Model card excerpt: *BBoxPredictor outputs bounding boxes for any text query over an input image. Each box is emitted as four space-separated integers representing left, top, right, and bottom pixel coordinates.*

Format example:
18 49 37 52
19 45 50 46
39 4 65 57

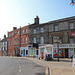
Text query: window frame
54 25 58 31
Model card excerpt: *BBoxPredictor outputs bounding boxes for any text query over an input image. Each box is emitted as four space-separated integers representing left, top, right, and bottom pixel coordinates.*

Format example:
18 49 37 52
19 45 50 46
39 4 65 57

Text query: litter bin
45 54 53 61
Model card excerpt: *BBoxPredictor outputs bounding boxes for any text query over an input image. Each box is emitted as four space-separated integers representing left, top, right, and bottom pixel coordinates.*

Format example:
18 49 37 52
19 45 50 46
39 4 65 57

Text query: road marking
45 67 49 75
19 69 21 72
19 65 21 68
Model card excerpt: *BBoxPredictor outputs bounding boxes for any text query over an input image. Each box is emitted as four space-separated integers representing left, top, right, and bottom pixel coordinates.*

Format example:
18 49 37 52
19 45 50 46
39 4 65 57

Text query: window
33 37 36 43
22 38 23 44
11 49 12 54
11 41 12 45
70 39 74 43
14 38 18 45
41 36 44 44
25 38 27 44
8 50 10 54
22 29 24 34
53 36 58 42
9 34 10 37
11 33 12 37
54 26 58 31
25 29 27 33
8 41 10 46
33 29 36 34
14 32 16 34
41 28 44 33
69 23 74 29
17 31 19 34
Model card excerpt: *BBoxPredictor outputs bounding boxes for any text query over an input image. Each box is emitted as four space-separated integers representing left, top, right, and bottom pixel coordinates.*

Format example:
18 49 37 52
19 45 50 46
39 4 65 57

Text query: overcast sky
0 0 75 39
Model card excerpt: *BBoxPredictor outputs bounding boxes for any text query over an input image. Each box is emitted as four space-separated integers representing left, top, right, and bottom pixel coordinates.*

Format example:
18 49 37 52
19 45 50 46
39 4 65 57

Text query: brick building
7 26 29 56
29 16 75 58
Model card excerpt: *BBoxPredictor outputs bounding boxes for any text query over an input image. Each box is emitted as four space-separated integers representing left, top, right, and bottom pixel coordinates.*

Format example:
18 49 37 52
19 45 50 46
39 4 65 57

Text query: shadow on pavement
35 73 45 75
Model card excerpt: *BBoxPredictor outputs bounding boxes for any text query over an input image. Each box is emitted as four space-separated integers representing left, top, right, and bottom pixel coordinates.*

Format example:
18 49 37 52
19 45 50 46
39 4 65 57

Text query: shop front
53 44 75 58
20 47 28 57
28 45 37 57
39 44 53 59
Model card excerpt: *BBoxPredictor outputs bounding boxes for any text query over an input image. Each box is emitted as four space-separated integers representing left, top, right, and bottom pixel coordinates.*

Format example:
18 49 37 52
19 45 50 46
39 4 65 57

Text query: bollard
45 67 50 75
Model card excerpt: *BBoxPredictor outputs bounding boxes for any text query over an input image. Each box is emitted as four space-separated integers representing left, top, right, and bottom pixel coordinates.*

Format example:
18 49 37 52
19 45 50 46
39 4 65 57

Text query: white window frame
41 28 44 33
25 29 27 33
22 38 23 44
22 29 24 34
33 37 36 43
11 49 12 54
33 29 36 34
41 36 44 44
54 26 58 31
25 38 27 44
9 41 10 46
11 41 12 45
69 23 74 29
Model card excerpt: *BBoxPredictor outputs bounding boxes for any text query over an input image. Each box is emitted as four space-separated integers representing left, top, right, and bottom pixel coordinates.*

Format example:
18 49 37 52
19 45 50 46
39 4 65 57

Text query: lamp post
54 37 61 62
70 0 75 5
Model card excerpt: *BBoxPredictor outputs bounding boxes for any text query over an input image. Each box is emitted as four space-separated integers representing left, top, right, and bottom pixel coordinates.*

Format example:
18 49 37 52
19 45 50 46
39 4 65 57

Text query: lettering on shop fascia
53 44 75 48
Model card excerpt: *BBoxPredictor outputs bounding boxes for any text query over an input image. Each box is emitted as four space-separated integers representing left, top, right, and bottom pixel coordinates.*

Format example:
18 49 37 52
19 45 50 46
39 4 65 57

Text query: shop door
23 49 25 57
65 49 68 58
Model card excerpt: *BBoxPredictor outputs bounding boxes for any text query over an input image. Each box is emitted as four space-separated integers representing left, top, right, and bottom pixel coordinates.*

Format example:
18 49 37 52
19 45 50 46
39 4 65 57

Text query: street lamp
54 37 61 62
70 0 75 5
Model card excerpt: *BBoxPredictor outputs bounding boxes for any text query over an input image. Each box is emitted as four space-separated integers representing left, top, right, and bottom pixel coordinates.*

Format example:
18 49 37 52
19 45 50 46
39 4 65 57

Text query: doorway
65 49 68 58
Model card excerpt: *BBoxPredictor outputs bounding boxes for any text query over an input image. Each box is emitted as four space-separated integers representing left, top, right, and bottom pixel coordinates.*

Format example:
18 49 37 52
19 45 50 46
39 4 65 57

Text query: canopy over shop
39 44 53 59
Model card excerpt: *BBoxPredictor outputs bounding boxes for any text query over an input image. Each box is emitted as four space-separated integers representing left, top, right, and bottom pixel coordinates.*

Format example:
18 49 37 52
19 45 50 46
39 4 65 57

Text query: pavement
25 57 75 75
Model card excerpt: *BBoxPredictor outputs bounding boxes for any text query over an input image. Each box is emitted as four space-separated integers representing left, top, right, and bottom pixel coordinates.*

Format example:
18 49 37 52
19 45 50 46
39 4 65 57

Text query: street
0 57 45 75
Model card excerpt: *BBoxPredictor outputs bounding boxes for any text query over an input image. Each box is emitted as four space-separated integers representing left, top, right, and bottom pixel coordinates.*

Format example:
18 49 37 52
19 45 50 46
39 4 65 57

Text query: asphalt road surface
0 57 45 75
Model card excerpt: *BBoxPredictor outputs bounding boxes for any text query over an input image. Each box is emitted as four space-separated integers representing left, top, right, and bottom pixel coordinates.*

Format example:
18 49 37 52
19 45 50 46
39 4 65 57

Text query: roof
0 37 7 42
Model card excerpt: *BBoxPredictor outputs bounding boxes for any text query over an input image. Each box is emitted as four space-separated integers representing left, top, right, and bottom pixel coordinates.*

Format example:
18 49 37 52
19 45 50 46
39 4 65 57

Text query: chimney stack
13 27 17 30
34 16 39 24
4 35 6 38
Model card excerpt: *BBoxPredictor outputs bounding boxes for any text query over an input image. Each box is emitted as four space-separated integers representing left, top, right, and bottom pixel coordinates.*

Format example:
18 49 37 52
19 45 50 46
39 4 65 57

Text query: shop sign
70 31 75 37
70 49 73 52
72 55 75 67
53 44 75 48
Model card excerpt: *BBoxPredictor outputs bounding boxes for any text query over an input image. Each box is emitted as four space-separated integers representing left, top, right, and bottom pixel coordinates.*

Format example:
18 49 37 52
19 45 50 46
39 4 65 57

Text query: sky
0 0 75 39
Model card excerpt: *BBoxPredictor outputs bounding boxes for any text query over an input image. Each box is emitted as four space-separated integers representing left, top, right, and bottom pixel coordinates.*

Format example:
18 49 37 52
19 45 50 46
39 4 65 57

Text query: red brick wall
7 26 29 56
